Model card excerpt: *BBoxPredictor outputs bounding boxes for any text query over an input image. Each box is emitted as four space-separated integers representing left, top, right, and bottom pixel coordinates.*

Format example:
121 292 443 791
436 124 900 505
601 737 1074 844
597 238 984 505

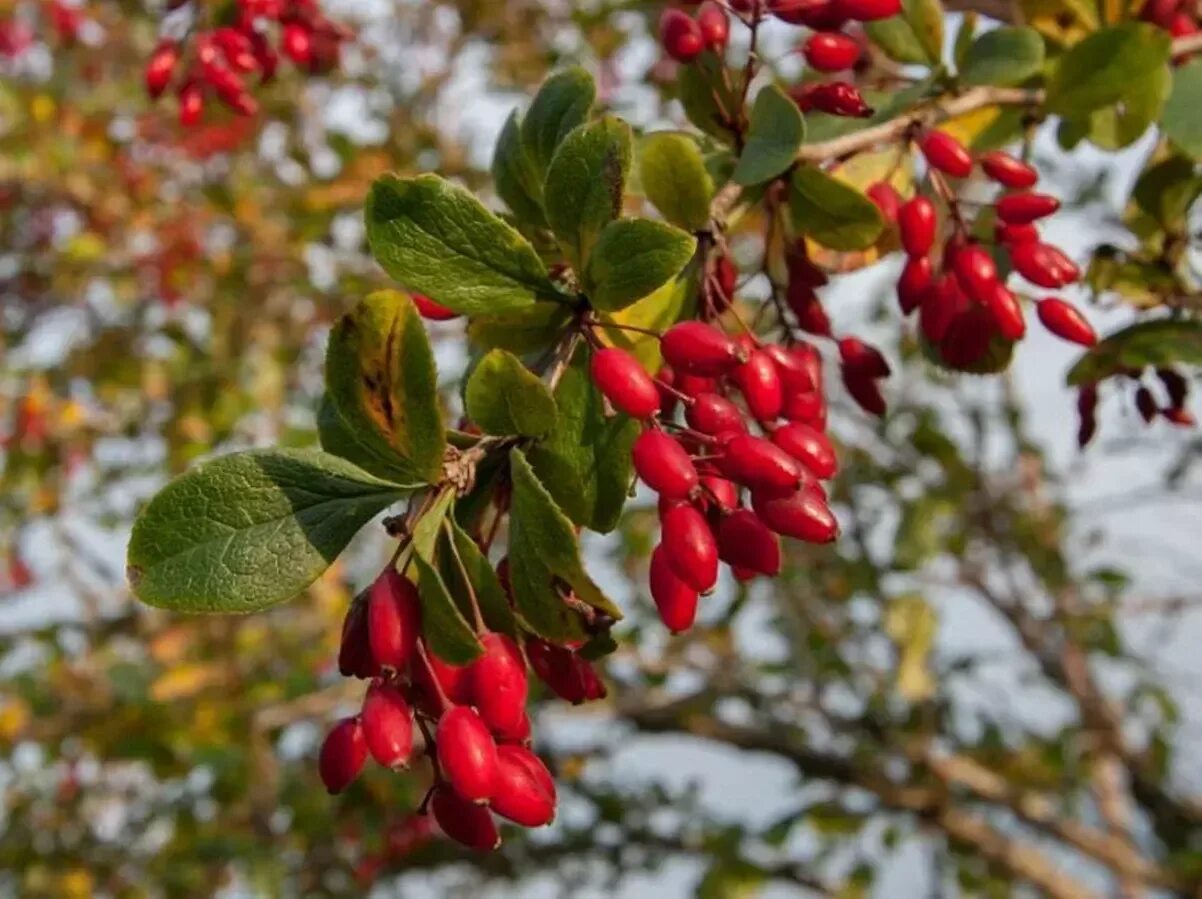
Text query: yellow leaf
885 595 938 702
600 269 697 371
150 663 226 702
938 107 1005 149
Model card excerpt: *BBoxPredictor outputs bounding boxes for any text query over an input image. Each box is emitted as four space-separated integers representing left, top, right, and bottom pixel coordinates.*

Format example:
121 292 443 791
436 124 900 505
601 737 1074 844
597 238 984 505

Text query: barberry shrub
123 0 1202 853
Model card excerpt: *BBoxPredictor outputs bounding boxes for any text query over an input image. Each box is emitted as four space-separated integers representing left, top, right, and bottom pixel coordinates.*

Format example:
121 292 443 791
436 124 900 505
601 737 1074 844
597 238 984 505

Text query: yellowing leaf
150 663 227 702
885 595 937 701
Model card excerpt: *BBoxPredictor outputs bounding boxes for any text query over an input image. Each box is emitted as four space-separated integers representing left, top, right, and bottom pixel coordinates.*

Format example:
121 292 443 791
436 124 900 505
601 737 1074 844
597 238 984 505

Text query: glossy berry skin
687 393 746 435
920 275 968 345
281 22 313 66
649 545 700 633
783 389 826 427
430 785 501 852
413 642 471 709
920 131 973 178
412 293 459 320
178 83 205 127
788 286 833 336
525 638 606 704
720 434 805 492
838 337 890 379
791 81 873 117
338 597 378 679
145 42 178 98
842 369 887 416
661 322 744 376
996 222 1039 245
867 181 902 224
772 422 838 479
985 283 1026 341
897 255 933 315
660 502 720 592
660 8 705 63
1010 242 1079 288
699 475 739 512
502 745 556 804
804 31 862 71
632 429 699 499
732 350 785 421
834 0 902 18
1036 298 1097 346
367 569 422 672
898 196 937 257
437 706 499 804
319 717 367 795
717 509 782 576
752 487 839 543
953 243 999 301
361 681 414 769
468 633 529 741
763 344 816 393
696 1 730 50
940 306 995 370
996 192 1060 224
979 151 1038 189
590 348 660 419
490 746 556 827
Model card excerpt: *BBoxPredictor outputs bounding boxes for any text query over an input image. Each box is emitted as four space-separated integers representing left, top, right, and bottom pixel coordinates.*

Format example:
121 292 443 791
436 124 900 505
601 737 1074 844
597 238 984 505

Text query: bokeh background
4 1 1202 896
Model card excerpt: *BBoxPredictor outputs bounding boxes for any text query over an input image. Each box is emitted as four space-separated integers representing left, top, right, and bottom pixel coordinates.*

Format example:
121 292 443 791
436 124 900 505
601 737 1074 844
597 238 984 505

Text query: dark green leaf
464 349 557 437
789 167 884 251
316 393 415 484
678 54 741 143
954 12 977 71
1132 155 1202 230
638 131 714 232
366 174 561 315
521 67 596 181
960 27 1045 87
732 84 805 187
866 0 944 65
126 449 407 614
1163 59 1202 160
325 289 445 484
544 116 633 269
410 549 484 666
1045 24 1171 117
467 304 573 355
528 352 639 533
492 110 547 227
444 519 517 638
1067 319 1202 386
507 449 622 643
583 218 696 311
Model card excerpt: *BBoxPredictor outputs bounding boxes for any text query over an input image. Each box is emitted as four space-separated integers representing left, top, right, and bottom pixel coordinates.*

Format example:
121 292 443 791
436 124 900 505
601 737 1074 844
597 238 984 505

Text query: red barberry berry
649 543 700 632
361 681 415 769
490 746 556 827
687 393 747 435
1010 243 1079 288
661 322 745 376
591 348 661 419
804 31 862 71
732 349 785 421
413 293 459 320
660 8 705 62
717 509 782 576
920 130 973 178
696 1 730 50
430 785 501 852
771 422 838 479
660 502 720 592
632 429 700 498
752 486 839 542
720 434 805 491
1036 298 1096 346
996 192 1060 224
468 633 529 741
898 196 937 257
437 706 499 804
979 151 1038 189
145 41 179 98
319 716 368 794
367 569 422 672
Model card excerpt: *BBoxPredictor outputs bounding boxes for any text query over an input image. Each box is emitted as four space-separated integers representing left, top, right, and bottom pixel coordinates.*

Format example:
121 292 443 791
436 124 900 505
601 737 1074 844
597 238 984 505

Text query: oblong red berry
413 293 459 320
367 569 422 672
1010 242 1079 288
491 746 556 827
867 180 902 224
700 474 739 512
835 0 902 19
782 389 826 427
696 1 730 49
996 192 1060 224
838 337 890 379
590 347 660 420
437 706 499 804
661 322 744 376
501 744 556 805
842 369 887 416
659 8 705 63
430 785 501 852
996 221 1039 245
1136 386 1157 422
979 151 1038 189
319 717 367 795
686 393 746 435
468 633 529 741
660 502 720 592
897 255 932 315
649 544 699 633
720 433 804 491
788 286 833 336
362 681 414 769
716 509 781 576
732 349 785 421
984 283 1026 341
940 306 995 369
413 643 472 710
763 343 817 394
752 487 839 543
953 243 999 301
632 429 700 498
338 596 378 679
898 196 937 257
920 131 973 178
145 41 178 98
1036 298 1096 346
772 422 838 479
804 31 861 71
920 274 968 344
525 638 606 704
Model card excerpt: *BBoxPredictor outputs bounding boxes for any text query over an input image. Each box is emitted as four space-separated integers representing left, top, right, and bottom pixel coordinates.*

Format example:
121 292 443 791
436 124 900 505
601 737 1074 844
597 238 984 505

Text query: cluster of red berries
1140 0 1199 43
318 566 605 852
143 0 349 125
861 130 1097 372
1077 366 1194 447
589 320 840 632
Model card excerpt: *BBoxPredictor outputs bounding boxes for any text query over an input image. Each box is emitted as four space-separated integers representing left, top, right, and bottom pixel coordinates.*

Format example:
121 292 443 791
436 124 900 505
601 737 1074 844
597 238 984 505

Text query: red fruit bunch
142 0 351 126
1075 366 1195 449
1139 0 1199 51
590 314 843 632
319 564 601 852
880 130 1092 373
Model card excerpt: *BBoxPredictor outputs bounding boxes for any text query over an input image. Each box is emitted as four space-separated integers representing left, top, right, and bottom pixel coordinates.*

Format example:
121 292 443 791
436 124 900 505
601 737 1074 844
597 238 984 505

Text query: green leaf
467 304 573 355
126 449 407 614
1079 63 1170 150
444 519 517 638
521 67 596 181
316 393 417 484
325 290 445 484
1163 59 1202 160
598 268 696 370
789 167 884 251
638 132 714 232
508 449 622 643
960 26 1045 87
1067 319 1202 386
544 116 633 270
411 549 484 666
865 0 945 65
1132 155 1202 230
492 110 547 227
527 353 639 533
678 54 741 143
365 174 561 315
732 84 805 187
954 12 977 71
583 218 697 312
464 349 558 437
1045 24 1171 117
